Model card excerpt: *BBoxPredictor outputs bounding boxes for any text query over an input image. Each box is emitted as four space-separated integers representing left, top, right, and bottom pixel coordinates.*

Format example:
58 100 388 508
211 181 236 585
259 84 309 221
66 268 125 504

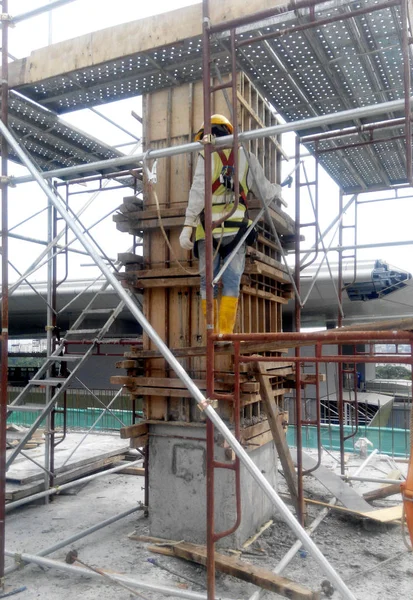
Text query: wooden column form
113 73 295 438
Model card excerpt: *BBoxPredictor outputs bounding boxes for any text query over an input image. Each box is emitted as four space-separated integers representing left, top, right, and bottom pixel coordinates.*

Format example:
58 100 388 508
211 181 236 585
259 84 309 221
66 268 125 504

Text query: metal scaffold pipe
0 120 357 600
12 0 78 24
4 552 230 600
12 97 413 185
5 506 144 576
5 459 142 512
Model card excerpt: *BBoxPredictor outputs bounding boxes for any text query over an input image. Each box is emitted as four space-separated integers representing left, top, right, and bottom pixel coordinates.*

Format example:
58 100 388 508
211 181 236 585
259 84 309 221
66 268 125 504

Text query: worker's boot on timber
201 298 218 332
218 296 238 335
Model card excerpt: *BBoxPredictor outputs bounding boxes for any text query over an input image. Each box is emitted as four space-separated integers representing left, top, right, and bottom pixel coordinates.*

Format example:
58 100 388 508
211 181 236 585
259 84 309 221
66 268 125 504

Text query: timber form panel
112 73 294 445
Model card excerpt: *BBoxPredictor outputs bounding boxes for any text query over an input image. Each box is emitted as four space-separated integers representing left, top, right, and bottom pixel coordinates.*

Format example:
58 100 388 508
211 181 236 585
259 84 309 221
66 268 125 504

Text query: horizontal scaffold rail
12 97 413 184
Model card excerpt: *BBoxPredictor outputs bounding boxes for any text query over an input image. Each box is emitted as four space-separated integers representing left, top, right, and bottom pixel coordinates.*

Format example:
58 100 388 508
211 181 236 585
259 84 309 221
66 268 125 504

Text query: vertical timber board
141 74 287 424
255 362 299 514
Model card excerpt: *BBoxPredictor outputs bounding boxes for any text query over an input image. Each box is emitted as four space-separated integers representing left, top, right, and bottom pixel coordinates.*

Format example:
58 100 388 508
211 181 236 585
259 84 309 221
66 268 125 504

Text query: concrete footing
148 423 278 548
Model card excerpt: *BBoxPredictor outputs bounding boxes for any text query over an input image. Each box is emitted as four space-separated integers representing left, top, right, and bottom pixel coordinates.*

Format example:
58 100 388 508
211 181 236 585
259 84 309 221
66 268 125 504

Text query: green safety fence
7 406 140 431
287 423 411 457
7 387 142 431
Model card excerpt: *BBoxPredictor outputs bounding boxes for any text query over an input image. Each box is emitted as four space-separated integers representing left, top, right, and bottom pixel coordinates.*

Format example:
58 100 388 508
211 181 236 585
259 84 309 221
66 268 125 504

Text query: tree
375 365 411 380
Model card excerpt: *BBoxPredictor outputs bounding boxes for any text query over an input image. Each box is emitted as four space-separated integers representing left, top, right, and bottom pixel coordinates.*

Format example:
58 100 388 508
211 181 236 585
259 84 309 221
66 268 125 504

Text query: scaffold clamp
201 134 216 145
0 13 14 25
0 175 16 187
198 398 218 411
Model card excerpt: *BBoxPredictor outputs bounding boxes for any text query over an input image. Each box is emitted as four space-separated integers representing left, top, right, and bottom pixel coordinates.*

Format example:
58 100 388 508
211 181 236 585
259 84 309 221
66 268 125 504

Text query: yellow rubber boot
218 296 239 334
201 298 219 332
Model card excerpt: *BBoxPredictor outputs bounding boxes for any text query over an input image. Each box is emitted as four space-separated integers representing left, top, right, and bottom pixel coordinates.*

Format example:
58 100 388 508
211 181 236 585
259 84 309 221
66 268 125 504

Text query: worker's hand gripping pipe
0 119 358 600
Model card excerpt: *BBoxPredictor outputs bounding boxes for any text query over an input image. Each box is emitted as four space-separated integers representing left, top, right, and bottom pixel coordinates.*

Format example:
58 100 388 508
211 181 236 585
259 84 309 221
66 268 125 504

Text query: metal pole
248 499 337 600
5 459 142 512
0 118 357 600
5 506 144 575
401 0 413 185
44 193 54 501
299 239 413 253
0 0 9 588
12 97 413 185
352 448 379 477
8 141 141 298
202 2 216 597
299 194 357 265
294 136 305 524
5 552 234 600
341 474 404 484
338 190 345 475
12 0 77 23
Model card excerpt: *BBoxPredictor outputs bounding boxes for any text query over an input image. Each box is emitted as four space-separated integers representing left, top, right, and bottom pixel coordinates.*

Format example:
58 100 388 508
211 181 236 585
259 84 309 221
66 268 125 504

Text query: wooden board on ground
293 450 403 522
6 433 130 484
149 541 320 600
6 455 125 502
291 449 373 513
304 498 403 523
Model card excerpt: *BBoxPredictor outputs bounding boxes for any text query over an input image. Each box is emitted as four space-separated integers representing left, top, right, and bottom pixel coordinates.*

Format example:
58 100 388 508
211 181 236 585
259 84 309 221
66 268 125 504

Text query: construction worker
179 114 282 334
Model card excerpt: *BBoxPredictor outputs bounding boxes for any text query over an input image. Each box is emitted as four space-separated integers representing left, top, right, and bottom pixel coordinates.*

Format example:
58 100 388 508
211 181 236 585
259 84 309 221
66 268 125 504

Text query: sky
5 0 413 289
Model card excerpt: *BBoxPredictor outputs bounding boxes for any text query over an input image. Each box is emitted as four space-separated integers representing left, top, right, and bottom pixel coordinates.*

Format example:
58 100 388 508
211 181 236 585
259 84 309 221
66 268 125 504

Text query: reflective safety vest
195 148 250 242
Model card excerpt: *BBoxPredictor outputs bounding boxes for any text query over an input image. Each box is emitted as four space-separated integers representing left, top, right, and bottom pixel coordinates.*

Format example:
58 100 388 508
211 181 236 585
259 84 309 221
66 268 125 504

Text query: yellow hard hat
194 114 233 142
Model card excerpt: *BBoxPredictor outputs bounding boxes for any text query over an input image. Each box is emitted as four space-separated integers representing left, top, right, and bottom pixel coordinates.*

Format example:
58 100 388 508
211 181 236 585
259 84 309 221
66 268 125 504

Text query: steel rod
236 0 399 48
341 475 404 485
12 0 77 23
202 2 216 596
8 140 141 298
248 498 337 600
5 506 144 576
12 97 413 185
5 459 142 512
4 552 227 600
0 107 357 600
352 449 379 477
401 0 413 184
0 0 9 586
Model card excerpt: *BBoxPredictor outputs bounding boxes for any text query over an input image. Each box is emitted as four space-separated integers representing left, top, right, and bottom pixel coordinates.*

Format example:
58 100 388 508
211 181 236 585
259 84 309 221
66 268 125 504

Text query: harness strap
212 219 249 259
211 149 247 203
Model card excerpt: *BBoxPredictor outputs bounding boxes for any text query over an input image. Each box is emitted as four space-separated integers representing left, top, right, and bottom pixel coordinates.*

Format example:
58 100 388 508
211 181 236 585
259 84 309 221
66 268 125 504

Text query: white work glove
179 226 194 250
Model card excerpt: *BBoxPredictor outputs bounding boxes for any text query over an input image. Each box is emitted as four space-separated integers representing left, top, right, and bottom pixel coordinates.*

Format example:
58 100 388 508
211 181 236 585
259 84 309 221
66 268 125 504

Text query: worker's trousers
197 236 246 300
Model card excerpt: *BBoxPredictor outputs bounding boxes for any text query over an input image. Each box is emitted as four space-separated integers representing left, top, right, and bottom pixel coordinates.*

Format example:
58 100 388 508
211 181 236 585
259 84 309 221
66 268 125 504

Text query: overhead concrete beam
7 0 284 88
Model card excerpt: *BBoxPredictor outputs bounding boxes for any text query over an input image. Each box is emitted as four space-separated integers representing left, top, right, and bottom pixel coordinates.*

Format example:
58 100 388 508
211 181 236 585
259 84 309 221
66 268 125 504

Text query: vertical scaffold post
202 2 216 599
294 136 305 525
0 0 9 588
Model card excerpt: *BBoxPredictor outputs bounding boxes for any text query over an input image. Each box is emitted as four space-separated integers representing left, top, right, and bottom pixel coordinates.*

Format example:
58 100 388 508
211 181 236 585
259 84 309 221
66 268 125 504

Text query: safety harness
195 149 256 258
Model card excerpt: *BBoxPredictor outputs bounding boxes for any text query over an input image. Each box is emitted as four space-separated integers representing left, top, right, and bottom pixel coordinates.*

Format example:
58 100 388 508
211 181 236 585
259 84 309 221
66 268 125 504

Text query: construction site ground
3 436 412 600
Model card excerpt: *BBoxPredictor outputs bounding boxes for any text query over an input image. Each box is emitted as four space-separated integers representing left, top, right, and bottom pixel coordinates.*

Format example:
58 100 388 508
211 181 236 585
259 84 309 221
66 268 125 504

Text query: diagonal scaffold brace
0 119 358 600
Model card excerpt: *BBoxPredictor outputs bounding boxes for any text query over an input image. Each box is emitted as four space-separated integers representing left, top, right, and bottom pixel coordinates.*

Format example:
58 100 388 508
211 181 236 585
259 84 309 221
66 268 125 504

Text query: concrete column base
148 423 278 548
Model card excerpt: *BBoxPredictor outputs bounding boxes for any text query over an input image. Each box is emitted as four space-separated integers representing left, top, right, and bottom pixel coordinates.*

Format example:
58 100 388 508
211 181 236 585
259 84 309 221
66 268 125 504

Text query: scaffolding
1 1 413 599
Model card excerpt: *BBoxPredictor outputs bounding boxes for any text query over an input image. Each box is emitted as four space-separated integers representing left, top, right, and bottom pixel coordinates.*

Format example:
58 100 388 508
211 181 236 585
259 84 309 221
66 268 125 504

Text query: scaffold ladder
6 283 137 469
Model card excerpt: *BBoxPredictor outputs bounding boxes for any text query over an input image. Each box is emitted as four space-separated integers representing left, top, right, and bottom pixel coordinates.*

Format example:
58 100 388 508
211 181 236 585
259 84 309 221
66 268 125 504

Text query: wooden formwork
112 73 295 445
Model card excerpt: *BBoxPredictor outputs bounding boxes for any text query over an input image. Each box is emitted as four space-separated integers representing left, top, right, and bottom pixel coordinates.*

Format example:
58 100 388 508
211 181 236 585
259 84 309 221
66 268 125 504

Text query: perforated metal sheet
12 0 410 191
6 92 126 178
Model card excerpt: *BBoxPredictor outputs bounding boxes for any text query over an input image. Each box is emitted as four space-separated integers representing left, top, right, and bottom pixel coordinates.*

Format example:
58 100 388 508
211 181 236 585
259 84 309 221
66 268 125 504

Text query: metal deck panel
5 92 133 179
10 1 411 190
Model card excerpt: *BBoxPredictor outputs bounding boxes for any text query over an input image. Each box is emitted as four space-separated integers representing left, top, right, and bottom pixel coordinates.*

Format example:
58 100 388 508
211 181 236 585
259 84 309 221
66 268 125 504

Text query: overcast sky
6 0 413 287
